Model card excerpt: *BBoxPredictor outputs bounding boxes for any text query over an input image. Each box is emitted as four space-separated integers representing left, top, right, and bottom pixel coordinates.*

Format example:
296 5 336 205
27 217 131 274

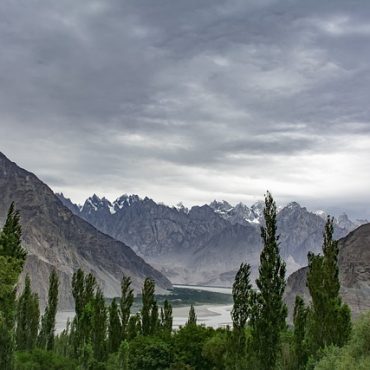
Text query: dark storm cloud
1 0 370 217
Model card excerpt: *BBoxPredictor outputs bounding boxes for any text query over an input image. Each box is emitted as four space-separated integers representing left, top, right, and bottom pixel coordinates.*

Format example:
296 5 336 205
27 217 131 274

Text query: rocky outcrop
0 152 172 309
284 223 370 322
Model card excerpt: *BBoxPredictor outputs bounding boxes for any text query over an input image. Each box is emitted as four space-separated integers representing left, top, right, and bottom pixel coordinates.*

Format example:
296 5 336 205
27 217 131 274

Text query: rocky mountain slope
0 152 172 309
58 193 362 286
284 223 370 321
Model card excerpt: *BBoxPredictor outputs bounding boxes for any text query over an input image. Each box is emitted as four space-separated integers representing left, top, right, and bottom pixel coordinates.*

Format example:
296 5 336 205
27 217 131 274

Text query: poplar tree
293 296 308 369
120 275 134 340
15 274 40 351
0 202 27 370
141 278 155 336
186 304 197 326
161 299 173 335
150 301 159 335
71 269 97 357
91 288 107 362
38 268 59 350
108 298 122 353
231 262 252 352
305 217 351 357
250 191 287 370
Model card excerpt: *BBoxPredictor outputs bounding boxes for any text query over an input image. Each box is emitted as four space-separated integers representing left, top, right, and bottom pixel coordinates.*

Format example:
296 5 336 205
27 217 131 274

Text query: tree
117 340 129 370
108 298 121 353
0 202 27 370
231 262 252 354
186 304 197 326
91 288 107 362
161 299 173 335
293 296 308 369
250 191 287 370
70 269 97 358
38 269 59 350
120 275 134 340
0 202 27 261
305 216 351 359
141 278 155 336
129 335 173 370
15 274 40 351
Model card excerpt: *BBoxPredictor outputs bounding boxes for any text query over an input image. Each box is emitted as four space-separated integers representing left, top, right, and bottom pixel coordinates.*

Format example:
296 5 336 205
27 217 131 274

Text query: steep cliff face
58 192 355 287
0 152 172 309
284 223 370 322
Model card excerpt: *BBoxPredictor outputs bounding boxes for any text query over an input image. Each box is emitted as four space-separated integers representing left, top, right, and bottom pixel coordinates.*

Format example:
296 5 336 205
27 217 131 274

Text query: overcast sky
1 0 370 218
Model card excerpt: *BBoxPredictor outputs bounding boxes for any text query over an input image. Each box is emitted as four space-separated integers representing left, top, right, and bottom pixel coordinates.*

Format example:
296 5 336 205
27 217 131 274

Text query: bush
129 335 173 370
15 349 77 370
315 311 370 370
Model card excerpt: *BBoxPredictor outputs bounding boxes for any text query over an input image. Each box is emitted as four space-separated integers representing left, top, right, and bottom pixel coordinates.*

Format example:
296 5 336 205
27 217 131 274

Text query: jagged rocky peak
314 209 328 220
82 194 113 214
113 194 141 210
209 200 233 214
174 202 189 213
189 204 217 219
250 200 264 214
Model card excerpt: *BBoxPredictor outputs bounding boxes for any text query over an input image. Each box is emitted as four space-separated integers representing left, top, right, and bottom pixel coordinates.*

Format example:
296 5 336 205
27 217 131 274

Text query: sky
1 0 370 218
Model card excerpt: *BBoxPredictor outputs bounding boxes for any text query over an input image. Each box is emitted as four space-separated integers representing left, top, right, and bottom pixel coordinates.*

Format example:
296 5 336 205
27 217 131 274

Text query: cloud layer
1 0 370 217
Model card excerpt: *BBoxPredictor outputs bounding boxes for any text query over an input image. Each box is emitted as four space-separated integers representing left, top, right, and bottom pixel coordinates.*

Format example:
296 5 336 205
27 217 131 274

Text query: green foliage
173 324 214 370
202 330 228 369
231 262 252 356
161 299 173 336
91 288 108 361
0 202 27 261
14 349 77 370
38 269 59 351
70 270 98 358
108 298 121 353
0 203 27 370
250 191 287 370
186 304 197 326
118 340 129 370
306 217 352 361
16 275 40 351
314 311 370 369
127 313 141 340
293 296 308 369
120 275 134 341
129 335 173 370
141 278 156 336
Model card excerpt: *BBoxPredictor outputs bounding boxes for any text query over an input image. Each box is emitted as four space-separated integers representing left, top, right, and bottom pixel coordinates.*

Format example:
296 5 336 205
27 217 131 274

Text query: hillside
0 152 172 309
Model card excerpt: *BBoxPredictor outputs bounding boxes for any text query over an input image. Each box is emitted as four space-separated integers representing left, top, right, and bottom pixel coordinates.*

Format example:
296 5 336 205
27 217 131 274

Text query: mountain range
57 193 367 286
0 152 172 309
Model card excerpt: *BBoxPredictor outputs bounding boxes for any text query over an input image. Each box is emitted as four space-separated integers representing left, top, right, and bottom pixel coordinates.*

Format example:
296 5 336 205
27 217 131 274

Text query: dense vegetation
0 193 360 369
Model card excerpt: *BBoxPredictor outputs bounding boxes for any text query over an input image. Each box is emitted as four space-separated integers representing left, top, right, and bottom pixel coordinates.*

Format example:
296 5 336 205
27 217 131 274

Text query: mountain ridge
0 152 172 309
58 192 364 286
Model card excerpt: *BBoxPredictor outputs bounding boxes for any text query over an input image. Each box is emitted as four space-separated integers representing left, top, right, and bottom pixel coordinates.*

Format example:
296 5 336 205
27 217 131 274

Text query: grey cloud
1 0 370 218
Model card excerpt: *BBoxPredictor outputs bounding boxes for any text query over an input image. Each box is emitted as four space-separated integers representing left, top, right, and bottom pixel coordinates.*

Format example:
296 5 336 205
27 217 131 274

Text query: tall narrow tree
91 288 107 362
120 275 134 340
0 203 27 370
141 278 155 336
38 269 59 350
305 217 351 357
293 296 308 369
15 274 40 351
250 191 287 370
186 304 197 326
232 262 252 352
161 299 173 335
108 298 122 353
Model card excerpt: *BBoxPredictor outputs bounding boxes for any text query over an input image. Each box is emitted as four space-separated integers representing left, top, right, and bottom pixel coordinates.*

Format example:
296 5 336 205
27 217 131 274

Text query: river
55 284 233 334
